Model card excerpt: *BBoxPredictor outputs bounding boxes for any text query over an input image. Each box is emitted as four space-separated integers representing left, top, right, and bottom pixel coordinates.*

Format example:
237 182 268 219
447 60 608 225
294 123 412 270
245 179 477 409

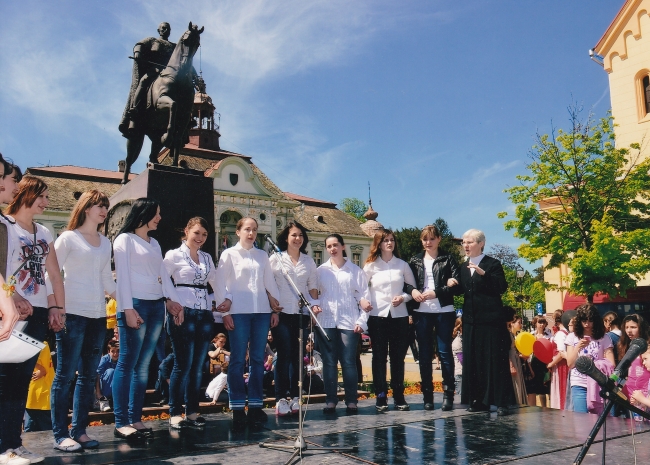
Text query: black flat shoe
467 403 490 413
424 402 435 411
394 402 410 411
322 406 336 414
114 428 145 441
346 406 358 415
134 427 153 438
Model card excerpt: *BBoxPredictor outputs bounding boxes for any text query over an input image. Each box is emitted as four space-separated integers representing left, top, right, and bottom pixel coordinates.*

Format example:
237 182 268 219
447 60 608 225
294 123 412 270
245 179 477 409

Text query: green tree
339 197 367 222
499 106 650 302
487 243 520 270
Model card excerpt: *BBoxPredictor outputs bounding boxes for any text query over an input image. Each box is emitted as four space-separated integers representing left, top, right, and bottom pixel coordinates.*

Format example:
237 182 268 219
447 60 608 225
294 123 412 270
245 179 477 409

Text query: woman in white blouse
112 198 183 441
49 190 116 452
269 221 319 416
163 217 224 429
214 217 281 428
313 233 371 414
363 229 416 412
1 175 65 464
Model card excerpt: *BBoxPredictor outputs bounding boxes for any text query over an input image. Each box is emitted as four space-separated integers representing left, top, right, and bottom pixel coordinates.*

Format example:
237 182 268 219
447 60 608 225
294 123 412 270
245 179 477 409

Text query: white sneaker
99 397 111 412
14 446 44 463
275 398 291 416
289 397 301 414
0 450 30 465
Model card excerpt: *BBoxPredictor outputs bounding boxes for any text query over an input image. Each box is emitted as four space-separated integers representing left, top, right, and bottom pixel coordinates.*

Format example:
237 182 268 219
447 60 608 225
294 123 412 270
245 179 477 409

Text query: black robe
459 255 514 408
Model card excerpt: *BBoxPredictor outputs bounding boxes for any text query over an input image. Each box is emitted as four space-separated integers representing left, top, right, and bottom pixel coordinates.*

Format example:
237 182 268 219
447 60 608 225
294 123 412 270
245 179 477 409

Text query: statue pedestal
107 164 216 259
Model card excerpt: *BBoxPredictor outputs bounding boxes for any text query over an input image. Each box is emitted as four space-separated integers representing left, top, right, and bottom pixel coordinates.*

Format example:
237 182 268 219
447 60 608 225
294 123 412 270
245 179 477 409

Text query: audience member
507 312 527 406
96 340 119 412
547 310 569 409
24 342 54 432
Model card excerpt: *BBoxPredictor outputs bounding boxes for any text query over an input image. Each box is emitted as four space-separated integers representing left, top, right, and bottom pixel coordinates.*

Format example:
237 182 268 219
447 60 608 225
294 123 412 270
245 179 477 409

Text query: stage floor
23 394 650 464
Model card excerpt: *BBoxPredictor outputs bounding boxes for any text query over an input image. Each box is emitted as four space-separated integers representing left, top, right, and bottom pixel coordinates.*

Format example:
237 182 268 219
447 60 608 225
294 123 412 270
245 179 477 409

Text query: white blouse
54 230 116 318
269 252 318 315
113 233 180 312
363 256 415 318
163 242 229 310
317 258 370 331
6 220 54 308
215 242 280 315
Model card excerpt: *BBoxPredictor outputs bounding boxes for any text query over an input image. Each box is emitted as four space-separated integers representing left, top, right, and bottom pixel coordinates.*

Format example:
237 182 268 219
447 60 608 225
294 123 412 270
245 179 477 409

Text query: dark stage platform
22 394 650 464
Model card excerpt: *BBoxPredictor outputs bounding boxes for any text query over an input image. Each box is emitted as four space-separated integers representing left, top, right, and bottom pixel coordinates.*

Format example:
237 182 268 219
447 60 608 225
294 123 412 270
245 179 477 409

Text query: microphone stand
259 237 357 465
573 378 650 465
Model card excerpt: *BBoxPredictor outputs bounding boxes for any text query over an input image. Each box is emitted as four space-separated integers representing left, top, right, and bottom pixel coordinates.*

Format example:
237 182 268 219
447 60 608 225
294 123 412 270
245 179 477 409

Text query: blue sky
0 1 624 268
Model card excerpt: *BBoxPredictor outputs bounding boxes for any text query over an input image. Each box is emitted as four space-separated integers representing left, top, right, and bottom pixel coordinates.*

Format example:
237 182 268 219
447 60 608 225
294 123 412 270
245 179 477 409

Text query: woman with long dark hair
269 221 319 416
112 198 183 440
214 217 281 428
363 228 416 411
565 304 615 413
163 217 222 429
617 314 650 401
404 225 460 411
313 233 371 414
0 175 66 464
50 190 116 451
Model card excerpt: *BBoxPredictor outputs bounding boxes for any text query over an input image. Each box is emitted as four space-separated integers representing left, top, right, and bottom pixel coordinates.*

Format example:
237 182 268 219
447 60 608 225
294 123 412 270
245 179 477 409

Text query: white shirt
54 230 116 318
6 220 54 308
113 233 180 312
363 256 415 318
317 258 370 331
269 252 318 315
215 242 280 315
416 256 454 314
469 253 485 275
163 243 228 310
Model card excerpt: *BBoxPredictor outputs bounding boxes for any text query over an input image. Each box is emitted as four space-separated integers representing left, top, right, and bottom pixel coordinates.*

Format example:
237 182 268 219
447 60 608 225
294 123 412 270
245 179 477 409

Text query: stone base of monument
107 163 216 259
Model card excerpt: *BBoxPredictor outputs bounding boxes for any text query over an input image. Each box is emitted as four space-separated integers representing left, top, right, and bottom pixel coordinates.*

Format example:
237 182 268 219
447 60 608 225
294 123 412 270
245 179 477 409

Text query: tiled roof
285 192 337 208
26 165 135 183
296 205 366 237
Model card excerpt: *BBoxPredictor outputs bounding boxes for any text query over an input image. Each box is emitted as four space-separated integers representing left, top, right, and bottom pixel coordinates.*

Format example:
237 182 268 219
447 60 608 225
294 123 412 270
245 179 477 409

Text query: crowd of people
1 151 650 464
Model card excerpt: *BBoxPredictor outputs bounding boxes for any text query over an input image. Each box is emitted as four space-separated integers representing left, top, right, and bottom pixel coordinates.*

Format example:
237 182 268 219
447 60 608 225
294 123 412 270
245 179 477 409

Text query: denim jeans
24 409 52 432
50 314 106 443
414 311 456 399
99 368 115 398
228 313 271 410
167 308 213 416
571 385 588 413
315 328 359 406
367 315 409 399
0 307 48 453
271 313 308 400
112 299 165 427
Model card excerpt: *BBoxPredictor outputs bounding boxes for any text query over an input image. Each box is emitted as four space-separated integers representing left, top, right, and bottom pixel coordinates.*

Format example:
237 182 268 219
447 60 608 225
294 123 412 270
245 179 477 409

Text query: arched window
635 70 650 120
643 75 650 115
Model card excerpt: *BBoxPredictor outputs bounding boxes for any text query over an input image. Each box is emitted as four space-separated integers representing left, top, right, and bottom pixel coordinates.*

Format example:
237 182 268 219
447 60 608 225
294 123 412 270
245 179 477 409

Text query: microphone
612 337 648 381
575 356 627 401
265 236 281 253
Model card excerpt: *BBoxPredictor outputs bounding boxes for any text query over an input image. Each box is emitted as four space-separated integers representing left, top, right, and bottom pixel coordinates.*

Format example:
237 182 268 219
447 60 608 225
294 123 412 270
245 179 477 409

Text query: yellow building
543 0 650 313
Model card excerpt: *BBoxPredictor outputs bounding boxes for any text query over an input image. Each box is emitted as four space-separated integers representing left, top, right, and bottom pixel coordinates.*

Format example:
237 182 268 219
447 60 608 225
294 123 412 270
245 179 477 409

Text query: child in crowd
451 317 463 397
206 333 230 405
303 339 324 395
95 340 119 412
24 342 54 432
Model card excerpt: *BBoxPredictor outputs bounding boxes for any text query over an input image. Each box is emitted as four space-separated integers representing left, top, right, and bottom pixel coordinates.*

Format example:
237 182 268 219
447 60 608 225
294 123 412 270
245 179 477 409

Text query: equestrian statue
118 22 204 184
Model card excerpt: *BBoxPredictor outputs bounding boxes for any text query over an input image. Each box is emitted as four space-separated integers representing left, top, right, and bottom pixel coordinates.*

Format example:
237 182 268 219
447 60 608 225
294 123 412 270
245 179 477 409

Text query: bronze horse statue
122 22 204 184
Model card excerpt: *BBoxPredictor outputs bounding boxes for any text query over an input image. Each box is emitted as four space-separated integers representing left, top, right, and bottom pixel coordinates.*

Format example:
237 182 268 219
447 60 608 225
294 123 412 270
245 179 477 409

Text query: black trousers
367 315 409 398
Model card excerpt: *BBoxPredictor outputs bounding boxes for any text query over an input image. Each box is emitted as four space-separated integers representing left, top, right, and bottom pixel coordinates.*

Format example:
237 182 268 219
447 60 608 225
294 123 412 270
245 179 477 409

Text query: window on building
352 253 361 267
636 71 650 119
313 250 322 266
644 75 650 115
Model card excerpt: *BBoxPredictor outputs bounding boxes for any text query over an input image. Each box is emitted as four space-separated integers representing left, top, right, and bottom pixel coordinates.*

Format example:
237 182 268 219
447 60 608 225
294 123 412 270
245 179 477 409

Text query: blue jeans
316 328 359 406
0 307 49 453
112 299 165 427
414 311 456 400
24 409 52 432
271 313 308 400
99 368 115 398
50 314 106 443
228 313 271 410
571 385 588 413
167 308 213 416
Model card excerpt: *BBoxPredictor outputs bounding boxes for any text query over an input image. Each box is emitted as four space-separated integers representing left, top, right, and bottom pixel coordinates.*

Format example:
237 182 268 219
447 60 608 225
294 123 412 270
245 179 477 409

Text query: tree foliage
488 243 520 270
499 106 650 300
340 197 367 222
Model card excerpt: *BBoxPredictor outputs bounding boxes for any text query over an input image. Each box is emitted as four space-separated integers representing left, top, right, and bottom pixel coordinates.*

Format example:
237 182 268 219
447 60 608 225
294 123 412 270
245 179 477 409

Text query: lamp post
515 264 525 318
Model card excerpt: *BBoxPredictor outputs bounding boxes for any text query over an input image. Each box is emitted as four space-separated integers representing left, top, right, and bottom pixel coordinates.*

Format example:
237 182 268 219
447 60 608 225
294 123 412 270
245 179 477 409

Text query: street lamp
515 264 525 318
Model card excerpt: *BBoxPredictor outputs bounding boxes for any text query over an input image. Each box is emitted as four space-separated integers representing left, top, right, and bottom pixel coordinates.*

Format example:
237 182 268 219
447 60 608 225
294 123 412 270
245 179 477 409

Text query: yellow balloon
515 332 535 357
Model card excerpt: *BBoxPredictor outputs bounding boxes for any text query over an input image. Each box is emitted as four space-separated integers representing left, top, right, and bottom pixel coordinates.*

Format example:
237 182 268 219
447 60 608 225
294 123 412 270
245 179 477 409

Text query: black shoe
232 409 247 429
323 406 336 414
467 403 490 413
497 407 510 417
441 391 454 411
424 403 435 411
248 408 268 425
134 427 153 438
394 401 410 411
346 406 358 415
375 394 388 412
185 416 206 428
114 428 146 441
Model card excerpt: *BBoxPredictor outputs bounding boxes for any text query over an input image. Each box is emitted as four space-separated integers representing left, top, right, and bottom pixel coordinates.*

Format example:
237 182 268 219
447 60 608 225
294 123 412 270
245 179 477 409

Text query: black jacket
459 255 508 324
404 252 461 311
